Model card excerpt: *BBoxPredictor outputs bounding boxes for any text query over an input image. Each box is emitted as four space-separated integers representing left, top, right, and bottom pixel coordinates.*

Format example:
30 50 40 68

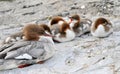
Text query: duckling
69 14 92 37
48 16 75 42
4 31 23 44
91 17 113 37
53 22 75 42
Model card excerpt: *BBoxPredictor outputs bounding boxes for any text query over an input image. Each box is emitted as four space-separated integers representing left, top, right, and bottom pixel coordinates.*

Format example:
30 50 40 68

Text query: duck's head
68 14 81 31
59 22 71 37
69 14 80 24
23 24 52 41
39 24 52 35
93 17 112 31
50 16 65 26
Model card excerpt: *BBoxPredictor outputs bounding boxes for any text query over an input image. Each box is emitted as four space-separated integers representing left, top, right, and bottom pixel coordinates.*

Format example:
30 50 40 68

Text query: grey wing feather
0 41 30 57
0 43 14 52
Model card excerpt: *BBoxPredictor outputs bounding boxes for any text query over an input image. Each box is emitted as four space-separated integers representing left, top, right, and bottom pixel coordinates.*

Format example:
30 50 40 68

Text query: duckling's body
53 28 75 42
4 31 23 44
69 14 92 37
91 17 113 37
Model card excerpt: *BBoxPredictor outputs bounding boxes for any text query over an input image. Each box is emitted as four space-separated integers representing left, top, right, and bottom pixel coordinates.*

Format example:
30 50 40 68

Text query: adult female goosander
69 14 92 37
91 17 113 37
0 24 56 70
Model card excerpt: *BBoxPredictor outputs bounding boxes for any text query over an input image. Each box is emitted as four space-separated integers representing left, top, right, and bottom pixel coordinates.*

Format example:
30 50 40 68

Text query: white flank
15 53 32 60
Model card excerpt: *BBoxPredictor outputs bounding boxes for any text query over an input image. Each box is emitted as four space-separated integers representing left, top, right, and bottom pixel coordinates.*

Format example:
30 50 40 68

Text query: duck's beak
68 16 72 19
68 16 73 24
43 32 54 37
44 34 53 37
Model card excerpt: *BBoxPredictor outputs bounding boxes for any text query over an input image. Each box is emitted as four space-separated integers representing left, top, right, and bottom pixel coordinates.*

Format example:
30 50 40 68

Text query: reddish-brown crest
23 24 45 41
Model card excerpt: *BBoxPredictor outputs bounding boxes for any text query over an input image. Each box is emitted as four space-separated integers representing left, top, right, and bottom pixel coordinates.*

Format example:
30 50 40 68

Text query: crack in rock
22 3 43 9
22 12 35 16
0 9 12 14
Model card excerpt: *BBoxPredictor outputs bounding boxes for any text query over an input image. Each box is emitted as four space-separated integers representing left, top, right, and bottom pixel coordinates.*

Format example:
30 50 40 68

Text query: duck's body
49 16 75 42
52 22 75 42
0 36 56 70
0 36 55 61
91 17 113 37
69 14 92 37
53 28 75 42
80 19 92 34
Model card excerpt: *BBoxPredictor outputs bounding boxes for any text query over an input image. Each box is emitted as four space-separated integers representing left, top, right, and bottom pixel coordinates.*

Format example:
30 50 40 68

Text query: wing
0 41 30 59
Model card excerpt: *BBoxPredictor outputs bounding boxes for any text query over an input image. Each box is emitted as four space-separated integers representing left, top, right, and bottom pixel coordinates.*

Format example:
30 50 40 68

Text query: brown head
23 24 46 41
94 17 112 31
59 22 70 37
69 14 80 22
39 24 52 34
69 14 81 31
50 16 65 25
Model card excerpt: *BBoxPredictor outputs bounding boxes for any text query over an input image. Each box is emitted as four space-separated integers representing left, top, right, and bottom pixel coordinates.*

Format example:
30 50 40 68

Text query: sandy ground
0 0 120 74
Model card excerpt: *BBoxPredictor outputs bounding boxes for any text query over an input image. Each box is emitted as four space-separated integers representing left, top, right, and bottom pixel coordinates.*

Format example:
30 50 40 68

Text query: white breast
69 20 78 30
91 24 113 37
53 29 75 42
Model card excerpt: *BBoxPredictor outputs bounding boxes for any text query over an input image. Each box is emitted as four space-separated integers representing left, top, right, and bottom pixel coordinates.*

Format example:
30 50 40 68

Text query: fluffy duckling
4 31 23 44
69 14 92 37
91 17 113 37
48 16 75 42
53 22 75 42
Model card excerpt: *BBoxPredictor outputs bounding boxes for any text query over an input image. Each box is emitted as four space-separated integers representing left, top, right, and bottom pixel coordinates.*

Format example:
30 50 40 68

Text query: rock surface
0 0 120 74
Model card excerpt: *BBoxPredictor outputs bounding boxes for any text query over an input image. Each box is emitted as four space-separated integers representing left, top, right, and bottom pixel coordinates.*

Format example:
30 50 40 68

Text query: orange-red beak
43 33 54 37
